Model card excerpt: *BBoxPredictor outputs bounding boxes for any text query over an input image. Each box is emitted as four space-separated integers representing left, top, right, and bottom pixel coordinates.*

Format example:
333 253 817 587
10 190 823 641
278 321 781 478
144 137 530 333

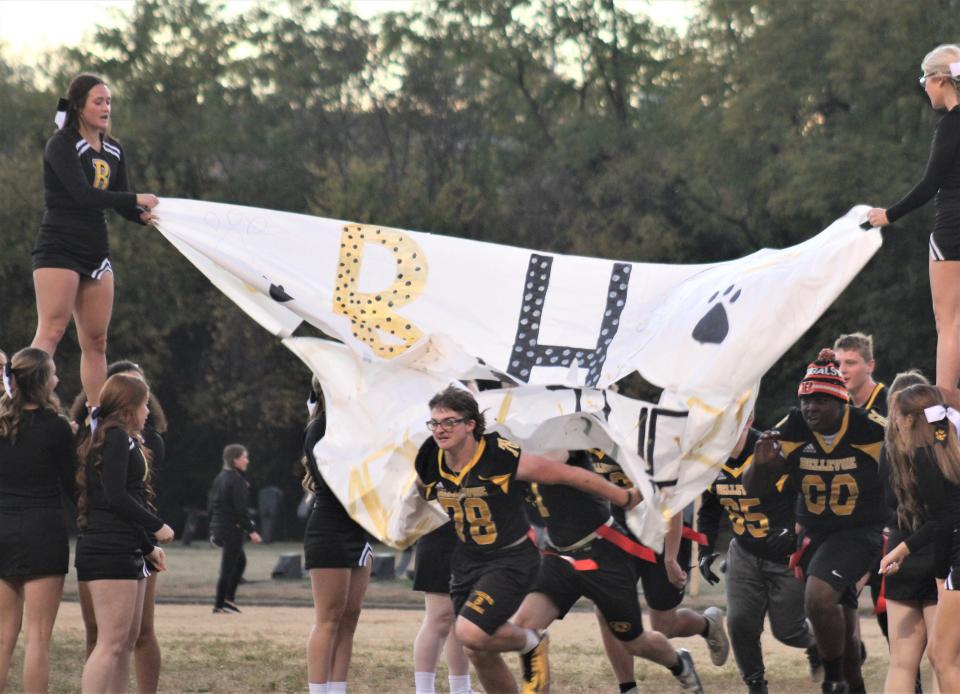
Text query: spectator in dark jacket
209 444 261 613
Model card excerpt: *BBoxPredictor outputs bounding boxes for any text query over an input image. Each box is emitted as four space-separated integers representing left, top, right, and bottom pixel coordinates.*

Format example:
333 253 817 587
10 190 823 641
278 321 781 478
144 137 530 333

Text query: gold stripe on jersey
867 410 888 427
813 407 850 453
780 441 804 457
864 383 886 412
851 442 882 464
722 452 754 478
479 472 512 495
438 438 487 486
775 473 789 493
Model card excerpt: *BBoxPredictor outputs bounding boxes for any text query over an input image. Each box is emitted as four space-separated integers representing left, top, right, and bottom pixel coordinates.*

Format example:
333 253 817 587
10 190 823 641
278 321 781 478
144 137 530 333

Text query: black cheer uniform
892 447 960 591
880 448 939 603
34 126 145 277
885 105 960 260
591 450 690 611
416 433 539 635
774 406 886 606
0 410 77 577
303 414 374 570
525 451 647 642
75 428 164 581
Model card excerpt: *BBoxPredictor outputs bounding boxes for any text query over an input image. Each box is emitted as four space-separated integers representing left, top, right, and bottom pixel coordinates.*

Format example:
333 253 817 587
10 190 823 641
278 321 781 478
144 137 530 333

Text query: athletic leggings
215 528 246 608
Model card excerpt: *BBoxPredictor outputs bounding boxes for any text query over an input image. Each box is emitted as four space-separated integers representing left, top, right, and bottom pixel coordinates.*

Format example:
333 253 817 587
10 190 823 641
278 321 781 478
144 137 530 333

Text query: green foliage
0 0 947 526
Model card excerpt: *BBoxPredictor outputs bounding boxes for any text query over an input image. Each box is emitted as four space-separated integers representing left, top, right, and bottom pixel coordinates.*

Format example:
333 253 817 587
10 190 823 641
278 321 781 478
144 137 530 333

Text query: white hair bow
923 404 960 433
2 363 12 398
54 97 68 129
951 61 960 79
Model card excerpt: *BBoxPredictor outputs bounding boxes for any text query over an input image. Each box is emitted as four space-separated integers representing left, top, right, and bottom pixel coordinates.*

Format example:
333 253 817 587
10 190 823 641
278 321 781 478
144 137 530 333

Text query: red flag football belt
682 525 708 546
594 523 657 563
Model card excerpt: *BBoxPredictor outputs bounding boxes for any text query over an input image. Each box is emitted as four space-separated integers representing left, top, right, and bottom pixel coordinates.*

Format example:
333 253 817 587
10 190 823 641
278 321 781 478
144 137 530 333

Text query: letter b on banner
333 224 427 358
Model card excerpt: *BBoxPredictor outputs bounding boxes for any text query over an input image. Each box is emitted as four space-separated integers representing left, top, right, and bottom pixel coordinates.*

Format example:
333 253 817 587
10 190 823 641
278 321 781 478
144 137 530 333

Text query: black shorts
303 504 374 570
638 538 692 612
451 539 539 635
929 231 960 262
413 523 457 593
533 539 643 641
32 228 113 278
0 508 70 578
801 524 883 609
885 528 938 603
74 534 145 582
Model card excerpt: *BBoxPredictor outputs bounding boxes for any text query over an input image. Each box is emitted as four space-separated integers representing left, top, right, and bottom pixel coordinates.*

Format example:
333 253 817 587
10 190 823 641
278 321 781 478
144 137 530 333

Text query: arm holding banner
516 451 639 510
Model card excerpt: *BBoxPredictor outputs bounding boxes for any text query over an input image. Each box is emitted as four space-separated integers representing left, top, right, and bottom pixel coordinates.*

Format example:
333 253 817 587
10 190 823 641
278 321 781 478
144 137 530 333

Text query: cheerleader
881 384 960 691
75 373 173 693
0 348 76 692
302 380 373 694
31 73 159 408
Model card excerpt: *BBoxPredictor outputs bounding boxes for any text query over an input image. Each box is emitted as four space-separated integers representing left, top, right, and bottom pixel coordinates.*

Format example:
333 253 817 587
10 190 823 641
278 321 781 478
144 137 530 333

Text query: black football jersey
524 450 611 548
588 449 633 530
861 382 888 417
699 428 797 558
777 406 886 531
416 433 530 550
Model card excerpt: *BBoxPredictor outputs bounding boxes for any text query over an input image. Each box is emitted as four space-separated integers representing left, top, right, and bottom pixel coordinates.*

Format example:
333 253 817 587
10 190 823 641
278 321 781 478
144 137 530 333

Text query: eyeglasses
426 417 466 432
919 73 944 88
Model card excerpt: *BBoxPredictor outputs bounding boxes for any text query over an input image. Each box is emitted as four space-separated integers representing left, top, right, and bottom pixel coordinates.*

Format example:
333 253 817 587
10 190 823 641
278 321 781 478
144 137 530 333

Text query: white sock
521 628 540 654
449 673 472 694
327 683 346 694
415 671 436 693
308 684 327 694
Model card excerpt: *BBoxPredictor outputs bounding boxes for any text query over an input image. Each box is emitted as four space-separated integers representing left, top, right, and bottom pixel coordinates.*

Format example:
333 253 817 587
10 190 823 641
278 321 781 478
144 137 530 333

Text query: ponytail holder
2 362 12 398
923 404 960 445
89 406 102 434
951 61 960 79
54 97 69 129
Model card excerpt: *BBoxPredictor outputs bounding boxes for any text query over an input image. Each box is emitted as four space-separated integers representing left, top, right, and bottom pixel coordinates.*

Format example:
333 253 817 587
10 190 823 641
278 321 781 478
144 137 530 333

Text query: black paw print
692 285 741 344
269 283 294 302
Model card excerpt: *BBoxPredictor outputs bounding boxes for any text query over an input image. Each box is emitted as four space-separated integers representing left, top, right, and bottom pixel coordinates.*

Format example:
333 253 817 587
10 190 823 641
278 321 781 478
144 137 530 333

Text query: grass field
3 541 930 692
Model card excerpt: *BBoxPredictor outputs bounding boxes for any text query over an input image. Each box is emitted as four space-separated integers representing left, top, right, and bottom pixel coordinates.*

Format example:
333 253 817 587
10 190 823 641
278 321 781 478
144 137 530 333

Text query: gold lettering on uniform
333 224 427 358
496 438 521 458
609 622 632 634
92 159 111 190
798 456 857 472
716 484 746 495
466 590 495 614
459 486 489 499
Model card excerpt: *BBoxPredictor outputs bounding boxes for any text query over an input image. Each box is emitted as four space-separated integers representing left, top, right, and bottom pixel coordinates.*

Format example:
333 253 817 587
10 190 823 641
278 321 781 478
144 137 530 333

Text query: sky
0 0 695 67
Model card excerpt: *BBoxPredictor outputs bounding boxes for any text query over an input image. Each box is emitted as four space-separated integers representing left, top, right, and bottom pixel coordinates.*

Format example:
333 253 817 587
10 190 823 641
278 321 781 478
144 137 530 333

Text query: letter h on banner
507 254 631 387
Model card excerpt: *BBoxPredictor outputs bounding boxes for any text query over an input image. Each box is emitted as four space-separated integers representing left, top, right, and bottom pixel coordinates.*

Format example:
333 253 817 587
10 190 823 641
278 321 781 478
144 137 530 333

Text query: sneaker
223 600 242 614
806 645 823 682
703 606 730 666
520 632 549 694
746 679 769 694
821 681 849 694
212 607 228 614
674 649 703 694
